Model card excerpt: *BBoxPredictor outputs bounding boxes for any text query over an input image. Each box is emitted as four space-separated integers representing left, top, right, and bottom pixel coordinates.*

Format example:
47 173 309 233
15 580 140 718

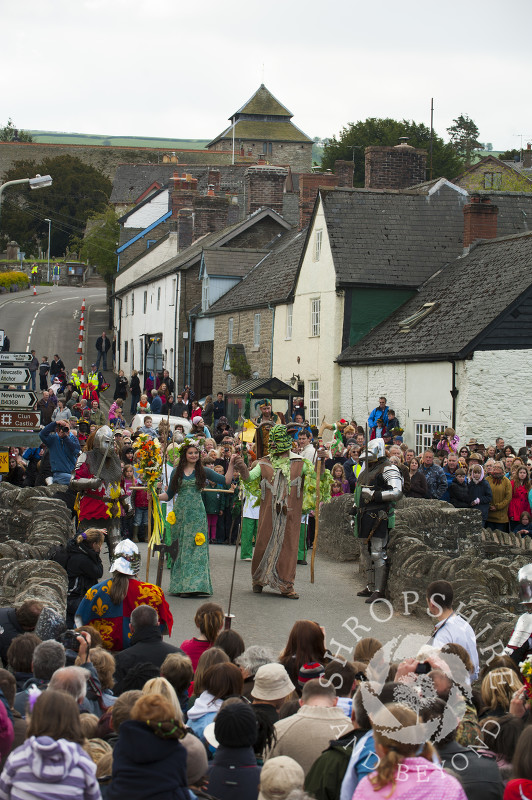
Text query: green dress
167 467 227 595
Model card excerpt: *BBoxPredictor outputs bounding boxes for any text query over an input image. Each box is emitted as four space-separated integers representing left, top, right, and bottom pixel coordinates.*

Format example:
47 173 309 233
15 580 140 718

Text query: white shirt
299 443 316 464
432 612 479 679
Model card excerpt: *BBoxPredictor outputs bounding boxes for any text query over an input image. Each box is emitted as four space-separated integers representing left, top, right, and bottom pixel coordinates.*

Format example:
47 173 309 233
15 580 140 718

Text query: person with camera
39 418 81 485
427 579 479 679
64 529 105 628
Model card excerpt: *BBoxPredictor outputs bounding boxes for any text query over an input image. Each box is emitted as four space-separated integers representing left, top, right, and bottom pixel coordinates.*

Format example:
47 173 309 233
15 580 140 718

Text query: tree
0 155 111 256
447 114 482 167
0 119 33 142
498 148 520 161
321 118 463 186
71 206 120 284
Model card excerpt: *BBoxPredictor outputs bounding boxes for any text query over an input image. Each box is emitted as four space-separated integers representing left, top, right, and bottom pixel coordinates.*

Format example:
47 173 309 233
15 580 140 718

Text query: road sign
0 453 8 473
0 353 32 364
0 411 40 430
0 390 38 409
0 368 31 385
0 330 4 348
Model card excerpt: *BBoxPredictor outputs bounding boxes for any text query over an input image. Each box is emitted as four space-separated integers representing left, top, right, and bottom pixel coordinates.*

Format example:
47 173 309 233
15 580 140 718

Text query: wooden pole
145 492 153 582
310 456 322 584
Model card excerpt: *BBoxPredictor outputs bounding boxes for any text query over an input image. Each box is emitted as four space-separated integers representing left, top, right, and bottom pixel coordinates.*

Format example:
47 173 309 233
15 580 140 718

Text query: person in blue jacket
39 419 80 485
367 397 388 437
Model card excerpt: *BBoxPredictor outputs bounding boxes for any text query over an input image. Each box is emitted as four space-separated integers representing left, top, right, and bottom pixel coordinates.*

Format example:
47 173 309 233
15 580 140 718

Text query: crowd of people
0 573 530 799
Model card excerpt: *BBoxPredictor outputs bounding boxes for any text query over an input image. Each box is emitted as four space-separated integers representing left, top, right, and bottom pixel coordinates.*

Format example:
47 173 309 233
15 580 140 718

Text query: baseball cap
252 664 294 701
258 756 304 800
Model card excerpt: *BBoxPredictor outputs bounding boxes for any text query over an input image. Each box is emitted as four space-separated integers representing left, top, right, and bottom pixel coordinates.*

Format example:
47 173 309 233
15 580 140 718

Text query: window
398 302 438 332
143 291 147 314
525 424 532 449
309 381 319 427
314 229 323 261
262 142 272 155
310 298 320 337
157 287 161 311
202 278 209 312
130 339 134 369
169 278 176 306
286 303 293 340
125 296 129 316
415 422 445 454
493 172 502 189
124 340 128 363
131 293 134 315
228 317 234 345
484 172 492 189
484 172 502 190
254 313 261 347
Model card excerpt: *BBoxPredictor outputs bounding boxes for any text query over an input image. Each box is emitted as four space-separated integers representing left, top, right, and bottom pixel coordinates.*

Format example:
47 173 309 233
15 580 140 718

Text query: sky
2 0 532 151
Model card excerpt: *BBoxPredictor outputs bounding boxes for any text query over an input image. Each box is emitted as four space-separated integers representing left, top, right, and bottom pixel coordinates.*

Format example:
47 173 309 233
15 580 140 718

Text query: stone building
207 84 313 173
454 154 532 194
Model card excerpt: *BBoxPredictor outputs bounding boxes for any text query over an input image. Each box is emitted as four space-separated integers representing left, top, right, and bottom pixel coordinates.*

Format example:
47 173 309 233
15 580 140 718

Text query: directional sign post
0 353 33 365
0 411 40 430
0 390 38 409
0 368 31 385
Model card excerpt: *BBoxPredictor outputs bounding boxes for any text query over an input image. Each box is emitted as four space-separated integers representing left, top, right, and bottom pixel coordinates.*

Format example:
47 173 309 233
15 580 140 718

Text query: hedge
0 271 30 291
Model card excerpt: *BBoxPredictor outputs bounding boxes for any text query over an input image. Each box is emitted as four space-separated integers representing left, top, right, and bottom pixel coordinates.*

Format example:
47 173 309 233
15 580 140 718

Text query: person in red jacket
509 466 531 532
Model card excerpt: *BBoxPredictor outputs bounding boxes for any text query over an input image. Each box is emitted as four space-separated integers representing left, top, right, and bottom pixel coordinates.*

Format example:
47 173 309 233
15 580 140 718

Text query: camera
59 630 81 653
414 661 431 675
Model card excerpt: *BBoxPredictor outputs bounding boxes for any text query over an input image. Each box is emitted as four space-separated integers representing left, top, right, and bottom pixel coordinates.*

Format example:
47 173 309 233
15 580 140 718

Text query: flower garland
133 434 164 547
520 655 532 704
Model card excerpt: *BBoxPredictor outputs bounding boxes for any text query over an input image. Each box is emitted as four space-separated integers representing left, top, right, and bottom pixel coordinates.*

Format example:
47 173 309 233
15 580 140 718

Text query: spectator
486 461 512 532
279 620 328 689
113 370 128 402
129 370 141 416
138 415 158 438
38 356 50 391
250 663 295 756
442 451 460 501
504 725 532 799
150 390 163 415
37 390 56 425
160 653 194 718
367 397 388 437
180 603 224 671
235 647 281 699
420 450 447 499
136 394 151 415
191 647 230 703
202 395 214 429
49 354 65 379
215 630 245 663
6 634 41 690
27 350 38 392
427 579 479 679
51 398 72 423
14 640 66 715
187 663 244 742
0 669 25 769
89 399 106 426
449 468 470 508
213 392 225 424
266 679 354 776
39 419 81 485
64 529 104 627
509 466 531 531
0 691 100 800
114 605 183 685
79 647 117 708
5 456 25 487
96 331 111 371
206 701 261 800
479 668 523 719
468 464 493 524
406 456 428 498
0 602 43 668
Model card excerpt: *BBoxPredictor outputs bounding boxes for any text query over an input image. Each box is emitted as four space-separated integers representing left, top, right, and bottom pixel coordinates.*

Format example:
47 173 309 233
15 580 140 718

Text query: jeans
96 351 108 370
52 471 72 485
134 507 148 526
29 372 36 391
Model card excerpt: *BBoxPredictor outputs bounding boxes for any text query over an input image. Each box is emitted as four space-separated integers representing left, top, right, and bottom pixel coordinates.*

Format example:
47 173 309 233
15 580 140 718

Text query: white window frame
253 313 261 348
524 424 532 449
157 287 161 311
202 278 209 312
310 298 320 337
414 422 445 455
228 317 234 345
314 229 323 261
309 381 319 427
130 339 134 370
286 303 293 340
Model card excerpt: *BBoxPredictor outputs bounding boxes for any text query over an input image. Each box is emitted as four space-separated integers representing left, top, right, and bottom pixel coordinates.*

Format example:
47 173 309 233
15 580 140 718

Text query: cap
258 756 304 800
298 662 325 687
252 664 295 701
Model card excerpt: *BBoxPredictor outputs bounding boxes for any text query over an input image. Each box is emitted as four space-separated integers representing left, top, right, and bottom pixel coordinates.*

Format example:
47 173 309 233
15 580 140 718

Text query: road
0 285 107 377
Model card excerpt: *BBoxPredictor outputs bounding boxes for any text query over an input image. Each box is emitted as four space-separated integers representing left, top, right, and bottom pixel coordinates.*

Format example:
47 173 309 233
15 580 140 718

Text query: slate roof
110 164 251 205
202 248 267 278
319 183 532 289
233 85 293 118
204 228 306 316
337 231 532 365
210 119 312 145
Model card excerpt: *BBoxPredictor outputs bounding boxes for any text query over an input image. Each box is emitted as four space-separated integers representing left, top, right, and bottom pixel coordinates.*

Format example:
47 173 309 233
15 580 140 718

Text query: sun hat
252 664 295 701
110 539 140 576
258 756 304 800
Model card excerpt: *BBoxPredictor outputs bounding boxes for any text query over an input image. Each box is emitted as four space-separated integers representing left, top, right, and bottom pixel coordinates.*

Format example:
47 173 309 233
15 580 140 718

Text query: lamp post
0 174 52 222
44 218 51 282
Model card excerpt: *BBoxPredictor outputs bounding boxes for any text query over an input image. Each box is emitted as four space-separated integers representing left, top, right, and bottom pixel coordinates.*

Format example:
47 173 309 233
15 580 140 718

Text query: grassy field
29 131 210 149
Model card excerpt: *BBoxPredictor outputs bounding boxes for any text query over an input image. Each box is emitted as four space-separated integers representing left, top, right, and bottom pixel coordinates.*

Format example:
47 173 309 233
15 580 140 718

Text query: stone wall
212 308 273 393
0 483 71 613
209 140 313 173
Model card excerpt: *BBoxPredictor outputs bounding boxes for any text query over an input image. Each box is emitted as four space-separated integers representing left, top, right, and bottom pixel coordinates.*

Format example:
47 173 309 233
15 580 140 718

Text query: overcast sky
3 0 531 151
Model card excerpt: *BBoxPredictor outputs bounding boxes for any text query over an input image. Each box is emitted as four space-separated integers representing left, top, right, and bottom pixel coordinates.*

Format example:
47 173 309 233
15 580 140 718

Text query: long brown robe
251 456 305 595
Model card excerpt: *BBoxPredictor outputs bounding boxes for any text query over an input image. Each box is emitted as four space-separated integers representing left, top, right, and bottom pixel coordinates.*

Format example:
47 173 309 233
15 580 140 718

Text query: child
330 463 349 494
121 464 135 539
133 478 149 543
449 468 469 508
203 469 223 543
370 417 386 441
136 394 151 414
467 463 492 525
516 510 532 537
331 480 344 498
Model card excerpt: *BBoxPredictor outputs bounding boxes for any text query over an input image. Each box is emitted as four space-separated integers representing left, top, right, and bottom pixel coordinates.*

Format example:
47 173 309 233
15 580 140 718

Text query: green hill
29 131 210 149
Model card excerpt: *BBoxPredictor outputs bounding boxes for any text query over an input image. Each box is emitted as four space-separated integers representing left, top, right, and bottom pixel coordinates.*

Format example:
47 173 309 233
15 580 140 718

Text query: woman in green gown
159 441 237 596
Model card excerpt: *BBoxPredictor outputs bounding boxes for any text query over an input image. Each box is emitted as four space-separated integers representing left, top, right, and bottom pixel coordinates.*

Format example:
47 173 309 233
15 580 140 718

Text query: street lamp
0 174 52 222
45 218 51 282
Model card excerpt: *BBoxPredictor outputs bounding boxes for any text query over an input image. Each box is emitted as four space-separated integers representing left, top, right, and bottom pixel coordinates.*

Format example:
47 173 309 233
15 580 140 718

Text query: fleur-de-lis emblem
92 597 109 617
85 587 98 601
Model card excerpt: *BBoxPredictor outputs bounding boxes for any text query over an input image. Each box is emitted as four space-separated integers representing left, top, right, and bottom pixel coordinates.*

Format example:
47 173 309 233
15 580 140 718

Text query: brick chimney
365 140 427 189
207 169 221 192
334 160 355 188
245 166 288 216
298 172 339 229
177 208 194 251
463 195 498 248
193 195 230 239
523 143 532 169
170 172 198 218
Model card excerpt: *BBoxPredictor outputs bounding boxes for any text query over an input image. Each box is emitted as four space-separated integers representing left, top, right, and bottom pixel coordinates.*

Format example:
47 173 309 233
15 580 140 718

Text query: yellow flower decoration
167 511 176 525
195 532 206 546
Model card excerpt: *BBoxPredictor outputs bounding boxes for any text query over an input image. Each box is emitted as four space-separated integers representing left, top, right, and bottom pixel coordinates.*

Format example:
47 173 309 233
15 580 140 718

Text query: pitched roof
337 232 532 365
453 155 532 187
110 163 251 205
208 119 312 146
204 227 306 316
232 85 293 118
202 248 267 278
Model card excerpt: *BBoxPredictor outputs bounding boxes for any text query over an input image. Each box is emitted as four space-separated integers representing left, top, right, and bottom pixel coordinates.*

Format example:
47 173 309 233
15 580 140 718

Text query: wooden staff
145 492 153 582
310 448 324 584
